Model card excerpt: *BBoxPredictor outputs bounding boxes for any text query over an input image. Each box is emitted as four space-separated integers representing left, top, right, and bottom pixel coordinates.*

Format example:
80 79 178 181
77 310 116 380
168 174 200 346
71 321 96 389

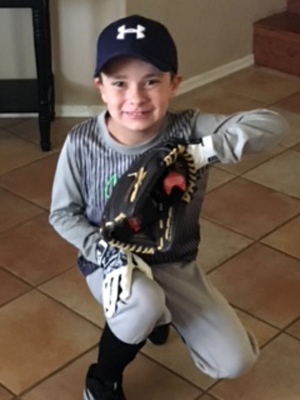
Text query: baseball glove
101 141 197 256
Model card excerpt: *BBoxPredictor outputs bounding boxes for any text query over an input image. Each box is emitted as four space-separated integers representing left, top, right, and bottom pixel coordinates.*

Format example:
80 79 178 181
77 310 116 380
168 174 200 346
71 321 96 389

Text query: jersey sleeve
191 109 288 164
49 134 101 264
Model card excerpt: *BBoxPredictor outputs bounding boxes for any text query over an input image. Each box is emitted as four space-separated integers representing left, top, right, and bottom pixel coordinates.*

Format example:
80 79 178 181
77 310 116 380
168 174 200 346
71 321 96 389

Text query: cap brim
94 50 173 77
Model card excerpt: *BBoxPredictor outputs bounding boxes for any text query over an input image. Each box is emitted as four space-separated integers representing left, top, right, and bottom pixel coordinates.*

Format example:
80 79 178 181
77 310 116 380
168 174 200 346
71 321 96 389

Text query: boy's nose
128 86 146 105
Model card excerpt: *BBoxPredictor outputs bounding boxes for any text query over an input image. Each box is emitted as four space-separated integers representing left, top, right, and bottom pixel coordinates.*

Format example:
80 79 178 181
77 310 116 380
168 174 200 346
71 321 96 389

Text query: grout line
258 232 300 263
0 208 46 235
0 210 45 238
34 286 103 331
200 214 255 241
0 383 15 398
202 210 300 275
16 343 100 398
0 117 34 130
0 152 56 179
1 124 43 146
139 350 209 392
284 331 300 342
34 263 76 287
205 239 255 275
230 304 281 331
0 185 51 213
215 145 288 178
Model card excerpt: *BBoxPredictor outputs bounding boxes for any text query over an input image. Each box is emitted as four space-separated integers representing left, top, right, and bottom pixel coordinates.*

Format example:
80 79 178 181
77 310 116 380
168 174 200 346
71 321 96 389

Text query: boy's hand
96 240 153 318
187 136 219 169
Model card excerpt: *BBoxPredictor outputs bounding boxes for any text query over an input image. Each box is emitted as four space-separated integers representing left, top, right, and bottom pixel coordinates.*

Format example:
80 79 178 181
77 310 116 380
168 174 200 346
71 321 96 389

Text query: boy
49 15 287 400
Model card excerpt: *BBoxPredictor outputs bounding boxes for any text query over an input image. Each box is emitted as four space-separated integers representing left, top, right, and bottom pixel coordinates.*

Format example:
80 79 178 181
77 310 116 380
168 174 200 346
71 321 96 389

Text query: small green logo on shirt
104 173 118 200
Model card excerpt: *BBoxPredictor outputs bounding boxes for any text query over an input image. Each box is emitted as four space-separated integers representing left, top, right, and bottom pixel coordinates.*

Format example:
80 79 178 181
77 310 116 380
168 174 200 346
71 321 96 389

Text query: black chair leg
44 0 55 121
50 72 55 121
32 2 52 151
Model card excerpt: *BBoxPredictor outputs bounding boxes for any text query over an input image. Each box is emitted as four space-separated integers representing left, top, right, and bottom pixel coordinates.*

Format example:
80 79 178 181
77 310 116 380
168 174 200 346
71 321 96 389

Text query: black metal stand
0 0 55 151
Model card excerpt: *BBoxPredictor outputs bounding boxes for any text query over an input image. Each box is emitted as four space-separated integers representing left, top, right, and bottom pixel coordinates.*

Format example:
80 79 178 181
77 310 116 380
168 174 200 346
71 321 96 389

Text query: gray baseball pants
86 260 259 379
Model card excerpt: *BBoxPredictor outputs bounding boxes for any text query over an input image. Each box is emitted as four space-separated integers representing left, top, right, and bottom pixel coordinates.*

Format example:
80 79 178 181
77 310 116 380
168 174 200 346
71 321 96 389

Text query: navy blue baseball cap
94 15 178 77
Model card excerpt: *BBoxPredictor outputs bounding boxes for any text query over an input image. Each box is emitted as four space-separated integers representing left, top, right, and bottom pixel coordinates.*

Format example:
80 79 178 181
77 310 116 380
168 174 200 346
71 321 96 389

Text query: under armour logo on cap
117 24 146 40
94 15 178 76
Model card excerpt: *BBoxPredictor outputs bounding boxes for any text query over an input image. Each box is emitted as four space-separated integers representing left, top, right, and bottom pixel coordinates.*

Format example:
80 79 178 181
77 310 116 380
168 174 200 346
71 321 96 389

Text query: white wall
126 0 286 79
0 0 125 110
0 0 286 115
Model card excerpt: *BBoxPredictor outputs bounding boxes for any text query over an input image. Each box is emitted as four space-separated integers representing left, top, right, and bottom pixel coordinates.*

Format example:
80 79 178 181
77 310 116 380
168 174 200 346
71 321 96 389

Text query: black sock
89 323 145 382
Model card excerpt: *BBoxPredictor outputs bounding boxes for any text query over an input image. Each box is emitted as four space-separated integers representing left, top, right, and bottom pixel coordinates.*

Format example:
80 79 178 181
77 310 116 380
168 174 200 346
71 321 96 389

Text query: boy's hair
94 15 178 77
97 61 177 82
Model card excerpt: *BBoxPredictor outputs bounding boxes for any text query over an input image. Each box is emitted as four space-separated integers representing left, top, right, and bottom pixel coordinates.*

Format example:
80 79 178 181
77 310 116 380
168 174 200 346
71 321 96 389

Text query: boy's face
94 57 181 142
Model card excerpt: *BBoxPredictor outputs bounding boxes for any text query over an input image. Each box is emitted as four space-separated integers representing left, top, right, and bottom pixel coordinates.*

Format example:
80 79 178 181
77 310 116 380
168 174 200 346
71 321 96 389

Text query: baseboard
55 105 106 118
177 54 254 96
0 54 254 118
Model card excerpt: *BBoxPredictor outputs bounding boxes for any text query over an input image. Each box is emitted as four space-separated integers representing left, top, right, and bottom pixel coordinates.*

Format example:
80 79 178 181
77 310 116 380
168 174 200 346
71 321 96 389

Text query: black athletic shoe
147 323 170 346
84 366 126 400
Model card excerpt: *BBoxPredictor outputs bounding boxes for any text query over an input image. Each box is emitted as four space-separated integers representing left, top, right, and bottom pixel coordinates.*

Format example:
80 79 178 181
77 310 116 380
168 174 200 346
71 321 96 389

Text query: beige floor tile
142 327 216 390
0 386 13 400
0 130 46 176
256 66 300 83
198 395 217 400
269 107 300 148
0 268 31 306
187 86 266 115
220 68 300 103
286 319 300 340
125 353 203 400
0 290 100 395
206 167 236 192
262 216 300 260
294 142 300 152
234 309 279 347
171 89 203 111
0 154 59 210
209 243 300 328
198 219 253 273
201 178 300 239
8 117 86 150
215 144 284 175
244 150 300 199
0 118 28 129
275 91 300 114
39 267 105 328
0 213 77 285
22 350 96 400
211 334 300 400
23 346 202 400
0 187 43 234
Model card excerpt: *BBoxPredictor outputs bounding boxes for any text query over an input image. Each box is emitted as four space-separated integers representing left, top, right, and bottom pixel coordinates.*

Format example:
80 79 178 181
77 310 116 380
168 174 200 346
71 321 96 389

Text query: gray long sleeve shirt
49 109 287 275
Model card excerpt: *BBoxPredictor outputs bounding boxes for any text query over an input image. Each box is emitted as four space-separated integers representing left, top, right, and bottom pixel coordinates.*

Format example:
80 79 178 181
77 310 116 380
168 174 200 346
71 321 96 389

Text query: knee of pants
220 348 259 379
193 348 259 380
192 333 260 379
108 271 167 344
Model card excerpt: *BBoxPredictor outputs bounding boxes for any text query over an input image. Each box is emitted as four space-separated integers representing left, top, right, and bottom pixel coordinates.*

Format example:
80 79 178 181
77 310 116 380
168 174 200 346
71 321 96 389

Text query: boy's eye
112 81 125 88
145 79 160 87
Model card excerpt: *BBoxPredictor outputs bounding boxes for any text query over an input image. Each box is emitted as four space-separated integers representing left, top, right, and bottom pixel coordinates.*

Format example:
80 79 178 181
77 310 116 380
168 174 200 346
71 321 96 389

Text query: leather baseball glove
101 140 198 256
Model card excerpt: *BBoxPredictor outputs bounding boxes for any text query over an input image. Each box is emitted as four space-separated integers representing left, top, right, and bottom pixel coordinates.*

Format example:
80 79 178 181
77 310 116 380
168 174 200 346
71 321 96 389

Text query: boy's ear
94 77 107 103
170 74 182 98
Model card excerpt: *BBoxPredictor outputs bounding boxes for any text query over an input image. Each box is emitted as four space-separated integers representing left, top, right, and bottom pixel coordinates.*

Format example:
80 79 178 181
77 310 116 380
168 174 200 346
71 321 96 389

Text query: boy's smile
95 57 181 145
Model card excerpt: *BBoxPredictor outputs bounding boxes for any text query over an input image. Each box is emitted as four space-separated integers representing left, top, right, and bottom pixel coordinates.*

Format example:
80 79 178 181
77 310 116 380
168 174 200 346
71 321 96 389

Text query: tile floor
0 66 300 400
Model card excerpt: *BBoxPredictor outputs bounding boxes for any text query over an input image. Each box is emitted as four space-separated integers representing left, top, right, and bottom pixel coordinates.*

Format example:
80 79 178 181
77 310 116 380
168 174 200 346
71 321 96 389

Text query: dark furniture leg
44 0 55 121
32 1 52 151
